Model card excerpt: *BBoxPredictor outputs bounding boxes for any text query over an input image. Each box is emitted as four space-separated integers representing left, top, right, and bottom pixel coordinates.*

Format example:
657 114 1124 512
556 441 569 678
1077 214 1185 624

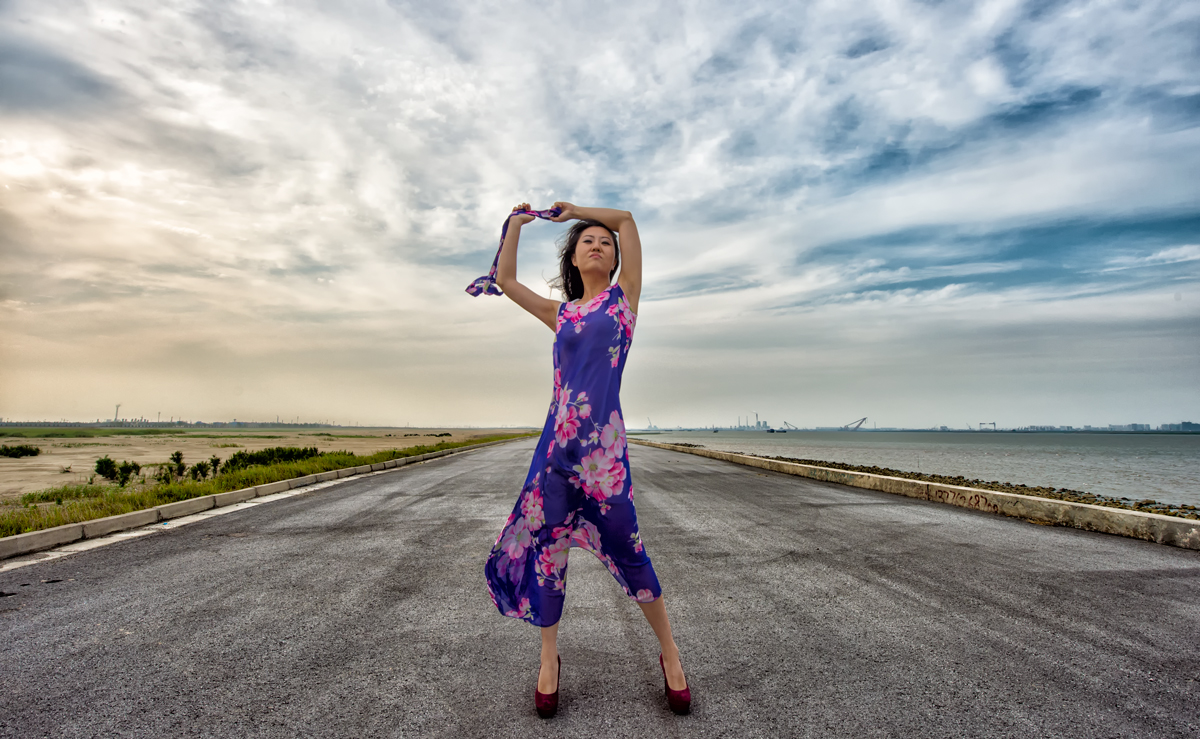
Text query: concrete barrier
0 523 86 560
83 509 159 538
1 435 533 560
255 480 292 496
212 487 257 507
156 496 215 518
630 439 1200 551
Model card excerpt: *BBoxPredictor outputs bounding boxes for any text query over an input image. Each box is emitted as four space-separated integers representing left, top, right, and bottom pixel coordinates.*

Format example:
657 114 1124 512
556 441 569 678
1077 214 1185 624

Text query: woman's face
571 225 616 277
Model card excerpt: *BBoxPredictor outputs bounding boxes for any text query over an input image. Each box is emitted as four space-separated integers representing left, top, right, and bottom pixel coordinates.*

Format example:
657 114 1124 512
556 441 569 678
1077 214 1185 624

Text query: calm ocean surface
635 431 1200 508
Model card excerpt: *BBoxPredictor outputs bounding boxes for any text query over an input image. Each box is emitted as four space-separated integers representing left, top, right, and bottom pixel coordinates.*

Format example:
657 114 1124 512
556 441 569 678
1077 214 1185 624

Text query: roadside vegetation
0 433 534 537
0 444 41 458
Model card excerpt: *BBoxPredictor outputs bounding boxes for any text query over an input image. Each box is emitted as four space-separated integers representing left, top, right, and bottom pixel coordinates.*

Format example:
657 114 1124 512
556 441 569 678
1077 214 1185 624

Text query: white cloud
1103 244 1200 271
0 0 1198 427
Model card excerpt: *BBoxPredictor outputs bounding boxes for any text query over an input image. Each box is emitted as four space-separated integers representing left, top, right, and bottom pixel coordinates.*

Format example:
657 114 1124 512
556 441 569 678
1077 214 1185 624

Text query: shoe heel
659 652 691 715
534 655 561 719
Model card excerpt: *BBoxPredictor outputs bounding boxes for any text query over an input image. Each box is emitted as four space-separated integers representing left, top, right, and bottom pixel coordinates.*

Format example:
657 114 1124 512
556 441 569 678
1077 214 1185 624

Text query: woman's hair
549 219 620 301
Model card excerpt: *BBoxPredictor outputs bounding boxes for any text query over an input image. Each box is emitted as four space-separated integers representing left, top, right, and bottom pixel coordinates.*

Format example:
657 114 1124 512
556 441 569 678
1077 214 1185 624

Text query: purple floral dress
485 282 662 627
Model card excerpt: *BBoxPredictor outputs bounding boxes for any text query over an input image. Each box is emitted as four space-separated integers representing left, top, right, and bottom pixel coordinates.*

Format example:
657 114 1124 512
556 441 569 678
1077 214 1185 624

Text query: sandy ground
0 428 528 502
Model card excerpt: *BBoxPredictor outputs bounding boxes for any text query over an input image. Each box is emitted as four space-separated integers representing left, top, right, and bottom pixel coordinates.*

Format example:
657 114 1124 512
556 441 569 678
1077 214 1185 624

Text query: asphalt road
2 440 1198 738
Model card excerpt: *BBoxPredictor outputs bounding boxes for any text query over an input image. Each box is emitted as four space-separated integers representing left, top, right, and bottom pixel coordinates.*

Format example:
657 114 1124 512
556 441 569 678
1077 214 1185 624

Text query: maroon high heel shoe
534 655 561 719
659 652 691 715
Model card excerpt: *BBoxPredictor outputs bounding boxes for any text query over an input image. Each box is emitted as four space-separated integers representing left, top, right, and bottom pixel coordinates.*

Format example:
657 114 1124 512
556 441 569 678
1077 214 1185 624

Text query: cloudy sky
1 0 1197 429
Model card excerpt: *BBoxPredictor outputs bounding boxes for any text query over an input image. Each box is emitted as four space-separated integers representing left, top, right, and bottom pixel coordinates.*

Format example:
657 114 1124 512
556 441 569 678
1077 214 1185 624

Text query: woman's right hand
510 203 535 226
550 201 577 222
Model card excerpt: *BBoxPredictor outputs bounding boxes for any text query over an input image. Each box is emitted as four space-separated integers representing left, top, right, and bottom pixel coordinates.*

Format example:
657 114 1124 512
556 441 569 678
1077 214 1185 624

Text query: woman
477 202 690 717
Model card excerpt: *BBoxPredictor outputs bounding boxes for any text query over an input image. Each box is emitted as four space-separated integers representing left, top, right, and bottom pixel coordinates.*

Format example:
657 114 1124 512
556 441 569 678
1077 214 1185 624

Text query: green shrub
222 446 321 472
188 461 211 480
169 451 185 477
116 461 141 487
1 444 42 458
95 456 118 480
96 456 140 486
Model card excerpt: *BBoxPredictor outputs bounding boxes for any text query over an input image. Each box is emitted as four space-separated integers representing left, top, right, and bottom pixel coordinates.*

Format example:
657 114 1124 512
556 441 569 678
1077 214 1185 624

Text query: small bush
169 451 185 477
96 456 140 486
1 444 41 458
188 461 211 480
116 461 141 487
222 446 321 472
95 456 118 480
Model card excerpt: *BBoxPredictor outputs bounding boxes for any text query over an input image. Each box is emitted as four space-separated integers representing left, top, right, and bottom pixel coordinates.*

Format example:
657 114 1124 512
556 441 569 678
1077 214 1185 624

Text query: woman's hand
510 203 535 226
550 201 578 222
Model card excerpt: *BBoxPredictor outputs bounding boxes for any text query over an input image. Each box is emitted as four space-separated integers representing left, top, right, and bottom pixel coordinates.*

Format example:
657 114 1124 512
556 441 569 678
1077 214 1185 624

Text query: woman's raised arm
553 203 642 314
495 203 560 331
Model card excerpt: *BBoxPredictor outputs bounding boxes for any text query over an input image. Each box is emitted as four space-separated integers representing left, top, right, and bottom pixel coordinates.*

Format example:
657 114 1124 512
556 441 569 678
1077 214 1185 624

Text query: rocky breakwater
751 453 1199 521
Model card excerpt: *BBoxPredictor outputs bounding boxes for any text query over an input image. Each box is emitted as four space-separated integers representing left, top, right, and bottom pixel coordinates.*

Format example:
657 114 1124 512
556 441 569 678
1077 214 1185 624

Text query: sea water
636 431 1200 508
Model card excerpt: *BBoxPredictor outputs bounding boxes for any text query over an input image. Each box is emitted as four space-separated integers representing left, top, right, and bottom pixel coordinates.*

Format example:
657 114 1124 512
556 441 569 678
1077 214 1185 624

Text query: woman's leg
637 596 687 690
538 622 560 693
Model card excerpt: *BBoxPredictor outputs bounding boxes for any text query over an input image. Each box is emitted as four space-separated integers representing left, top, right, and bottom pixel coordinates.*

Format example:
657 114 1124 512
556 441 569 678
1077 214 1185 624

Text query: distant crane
843 417 867 431
979 422 996 431
782 421 800 430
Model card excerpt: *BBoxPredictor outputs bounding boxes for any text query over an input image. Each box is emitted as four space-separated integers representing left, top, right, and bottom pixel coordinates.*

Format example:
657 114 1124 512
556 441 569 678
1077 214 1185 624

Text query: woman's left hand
550 201 577 222
509 203 535 226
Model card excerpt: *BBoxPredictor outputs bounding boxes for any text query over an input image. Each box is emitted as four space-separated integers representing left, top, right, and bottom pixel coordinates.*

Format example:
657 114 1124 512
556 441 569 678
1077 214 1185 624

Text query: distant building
1184 421 1200 432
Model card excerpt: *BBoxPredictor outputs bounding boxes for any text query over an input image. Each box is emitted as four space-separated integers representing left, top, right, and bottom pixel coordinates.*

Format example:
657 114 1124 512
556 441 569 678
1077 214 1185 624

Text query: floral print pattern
485 283 662 627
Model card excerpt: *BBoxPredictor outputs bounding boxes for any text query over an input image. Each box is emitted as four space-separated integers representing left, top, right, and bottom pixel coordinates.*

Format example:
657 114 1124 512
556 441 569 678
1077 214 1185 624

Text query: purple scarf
465 207 563 296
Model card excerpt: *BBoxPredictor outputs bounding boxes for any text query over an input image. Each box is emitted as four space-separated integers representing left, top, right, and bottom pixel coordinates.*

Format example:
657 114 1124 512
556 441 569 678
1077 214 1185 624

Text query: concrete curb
630 439 1200 551
0 436 528 561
